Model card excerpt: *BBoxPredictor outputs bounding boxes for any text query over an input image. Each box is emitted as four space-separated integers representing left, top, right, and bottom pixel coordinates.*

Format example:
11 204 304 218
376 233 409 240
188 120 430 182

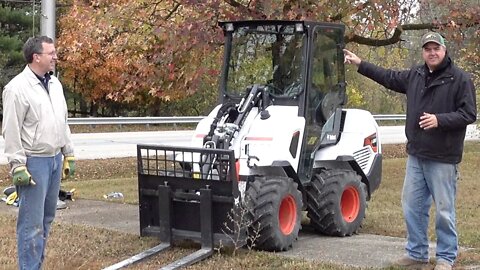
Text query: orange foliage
57 0 480 106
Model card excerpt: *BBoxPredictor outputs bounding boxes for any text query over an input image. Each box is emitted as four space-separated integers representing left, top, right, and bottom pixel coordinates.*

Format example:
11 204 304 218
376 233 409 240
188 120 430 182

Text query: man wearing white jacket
2 36 75 270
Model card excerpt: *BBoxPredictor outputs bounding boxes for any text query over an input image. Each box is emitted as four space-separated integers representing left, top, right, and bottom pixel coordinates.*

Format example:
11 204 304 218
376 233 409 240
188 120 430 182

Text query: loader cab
218 21 346 182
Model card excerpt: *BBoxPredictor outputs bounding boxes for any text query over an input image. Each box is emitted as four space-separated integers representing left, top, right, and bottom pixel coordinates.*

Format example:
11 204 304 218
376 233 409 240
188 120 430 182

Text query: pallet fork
103 145 243 269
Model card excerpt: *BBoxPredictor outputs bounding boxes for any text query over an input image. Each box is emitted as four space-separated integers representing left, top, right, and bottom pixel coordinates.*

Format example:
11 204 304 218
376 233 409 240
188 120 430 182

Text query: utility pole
40 0 56 41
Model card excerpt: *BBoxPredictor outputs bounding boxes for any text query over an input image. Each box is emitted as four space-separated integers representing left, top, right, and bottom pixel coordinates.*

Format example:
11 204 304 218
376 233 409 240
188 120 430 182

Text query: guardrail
68 116 205 125
67 115 408 125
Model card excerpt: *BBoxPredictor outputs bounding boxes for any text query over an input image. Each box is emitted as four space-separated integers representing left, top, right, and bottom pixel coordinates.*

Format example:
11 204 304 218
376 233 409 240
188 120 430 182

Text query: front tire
245 176 302 251
306 169 366 236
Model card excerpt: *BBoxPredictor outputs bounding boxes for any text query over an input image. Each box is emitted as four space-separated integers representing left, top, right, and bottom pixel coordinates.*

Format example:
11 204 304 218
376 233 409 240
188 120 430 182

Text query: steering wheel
265 83 284 95
283 81 302 97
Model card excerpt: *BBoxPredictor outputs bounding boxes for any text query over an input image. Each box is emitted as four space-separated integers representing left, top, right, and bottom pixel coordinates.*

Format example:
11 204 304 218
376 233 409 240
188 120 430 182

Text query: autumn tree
58 0 224 116
57 0 480 116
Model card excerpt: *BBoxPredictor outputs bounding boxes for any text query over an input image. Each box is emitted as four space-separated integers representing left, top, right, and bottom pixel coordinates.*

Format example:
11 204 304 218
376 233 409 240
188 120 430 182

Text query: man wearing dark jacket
344 32 477 270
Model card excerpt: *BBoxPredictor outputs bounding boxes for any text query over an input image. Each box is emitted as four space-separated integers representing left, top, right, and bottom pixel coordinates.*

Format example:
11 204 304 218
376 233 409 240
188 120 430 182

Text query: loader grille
137 144 236 182
352 146 372 172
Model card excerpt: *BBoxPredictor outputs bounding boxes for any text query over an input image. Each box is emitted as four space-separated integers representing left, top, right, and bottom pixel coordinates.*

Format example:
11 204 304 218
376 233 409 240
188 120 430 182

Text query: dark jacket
358 56 477 164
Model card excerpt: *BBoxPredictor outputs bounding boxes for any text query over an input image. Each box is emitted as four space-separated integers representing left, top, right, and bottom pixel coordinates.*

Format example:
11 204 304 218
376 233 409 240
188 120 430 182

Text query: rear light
364 133 378 153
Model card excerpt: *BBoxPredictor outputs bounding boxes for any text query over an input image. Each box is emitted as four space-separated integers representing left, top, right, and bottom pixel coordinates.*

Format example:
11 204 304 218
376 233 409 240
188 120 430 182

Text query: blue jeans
402 155 458 265
16 153 62 270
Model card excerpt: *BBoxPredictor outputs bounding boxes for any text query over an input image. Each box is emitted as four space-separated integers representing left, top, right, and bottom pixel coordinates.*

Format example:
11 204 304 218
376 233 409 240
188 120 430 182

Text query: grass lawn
0 142 479 269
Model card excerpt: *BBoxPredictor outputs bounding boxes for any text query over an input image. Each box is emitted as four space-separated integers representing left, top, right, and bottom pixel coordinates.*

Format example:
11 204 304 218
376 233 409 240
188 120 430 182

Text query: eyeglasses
37 51 57 57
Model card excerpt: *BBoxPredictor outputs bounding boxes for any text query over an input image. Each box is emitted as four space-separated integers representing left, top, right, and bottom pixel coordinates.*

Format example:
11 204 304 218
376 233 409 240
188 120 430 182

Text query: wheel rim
341 186 360 222
279 195 297 235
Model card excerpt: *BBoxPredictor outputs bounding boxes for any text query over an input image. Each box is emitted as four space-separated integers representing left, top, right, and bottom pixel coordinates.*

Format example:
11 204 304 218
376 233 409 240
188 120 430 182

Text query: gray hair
23 36 54 63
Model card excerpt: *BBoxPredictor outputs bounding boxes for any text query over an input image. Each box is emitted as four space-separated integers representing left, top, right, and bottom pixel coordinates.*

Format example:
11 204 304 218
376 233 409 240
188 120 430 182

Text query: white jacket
2 66 74 169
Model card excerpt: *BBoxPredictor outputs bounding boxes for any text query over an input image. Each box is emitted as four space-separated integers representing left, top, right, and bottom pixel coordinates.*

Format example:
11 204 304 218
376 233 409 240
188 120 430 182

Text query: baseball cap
421 32 446 47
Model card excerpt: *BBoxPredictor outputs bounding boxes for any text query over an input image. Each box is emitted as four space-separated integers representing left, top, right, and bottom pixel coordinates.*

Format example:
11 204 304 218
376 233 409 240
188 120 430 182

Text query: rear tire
245 176 302 251
306 169 366 236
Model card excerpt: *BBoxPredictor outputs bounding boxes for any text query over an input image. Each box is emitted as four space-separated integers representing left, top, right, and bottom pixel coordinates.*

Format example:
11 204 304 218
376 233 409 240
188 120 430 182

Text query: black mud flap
103 144 245 270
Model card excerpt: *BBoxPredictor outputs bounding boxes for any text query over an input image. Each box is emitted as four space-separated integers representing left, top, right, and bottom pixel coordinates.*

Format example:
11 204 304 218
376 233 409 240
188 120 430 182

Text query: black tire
245 176 302 251
306 169 366 236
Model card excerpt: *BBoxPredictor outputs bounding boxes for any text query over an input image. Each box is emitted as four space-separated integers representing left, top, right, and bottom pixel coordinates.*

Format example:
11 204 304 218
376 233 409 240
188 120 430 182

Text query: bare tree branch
346 21 480 46
165 2 181 20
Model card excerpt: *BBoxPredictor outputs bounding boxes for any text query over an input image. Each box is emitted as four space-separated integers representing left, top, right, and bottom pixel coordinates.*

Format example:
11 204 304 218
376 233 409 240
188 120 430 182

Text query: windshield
225 24 305 98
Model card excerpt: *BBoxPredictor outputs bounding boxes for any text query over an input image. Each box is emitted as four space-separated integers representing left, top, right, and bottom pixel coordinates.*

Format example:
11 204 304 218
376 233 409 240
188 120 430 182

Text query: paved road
0 125 478 164
0 130 193 164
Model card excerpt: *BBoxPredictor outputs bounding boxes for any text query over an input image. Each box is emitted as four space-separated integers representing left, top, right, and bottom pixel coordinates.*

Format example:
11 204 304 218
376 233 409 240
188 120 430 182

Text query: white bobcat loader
106 20 382 270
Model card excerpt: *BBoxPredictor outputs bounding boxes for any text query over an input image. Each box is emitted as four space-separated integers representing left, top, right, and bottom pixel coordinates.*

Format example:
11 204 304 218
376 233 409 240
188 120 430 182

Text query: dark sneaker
392 255 431 269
